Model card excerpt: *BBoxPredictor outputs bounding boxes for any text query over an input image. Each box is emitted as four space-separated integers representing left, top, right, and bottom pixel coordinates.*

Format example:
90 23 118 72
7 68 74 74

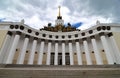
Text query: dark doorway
58 53 62 65
50 53 54 65
65 53 70 65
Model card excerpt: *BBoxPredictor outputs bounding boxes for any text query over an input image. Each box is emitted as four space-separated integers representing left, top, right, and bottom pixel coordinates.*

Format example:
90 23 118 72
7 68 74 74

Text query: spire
55 6 64 25
96 20 100 24
57 6 62 19
58 6 61 16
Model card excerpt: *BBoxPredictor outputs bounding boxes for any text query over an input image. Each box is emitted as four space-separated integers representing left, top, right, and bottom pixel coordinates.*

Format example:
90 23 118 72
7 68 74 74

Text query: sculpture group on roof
40 6 80 32
40 23 80 32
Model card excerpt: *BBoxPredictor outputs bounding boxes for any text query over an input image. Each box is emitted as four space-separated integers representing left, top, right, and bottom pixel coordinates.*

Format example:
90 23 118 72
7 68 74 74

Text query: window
75 34 78 37
42 34 46 37
65 53 70 65
58 53 62 65
62 35 65 39
81 32 85 36
97 27 101 31
56 35 59 39
10 25 14 29
107 26 111 30
102 26 106 30
35 32 39 36
26 50 28 53
28 29 32 33
82 52 85 54
68 35 71 38
92 51 94 53
35 51 37 54
89 30 93 34
20 25 24 30
15 25 19 29
49 35 52 38
50 53 55 65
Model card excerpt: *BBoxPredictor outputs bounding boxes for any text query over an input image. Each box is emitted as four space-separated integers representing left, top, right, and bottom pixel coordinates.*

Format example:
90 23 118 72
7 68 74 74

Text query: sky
0 0 120 30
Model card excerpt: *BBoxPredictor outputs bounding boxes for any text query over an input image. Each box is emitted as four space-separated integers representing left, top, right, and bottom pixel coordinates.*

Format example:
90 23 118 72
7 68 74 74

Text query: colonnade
0 31 120 65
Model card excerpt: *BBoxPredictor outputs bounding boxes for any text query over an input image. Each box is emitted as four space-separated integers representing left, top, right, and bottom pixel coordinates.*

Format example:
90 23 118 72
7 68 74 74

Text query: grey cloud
0 0 11 10
1 0 120 29
90 0 120 22
63 0 89 15
21 0 47 9
0 0 58 22
88 0 120 18
63 0 120 23
21 0 58 9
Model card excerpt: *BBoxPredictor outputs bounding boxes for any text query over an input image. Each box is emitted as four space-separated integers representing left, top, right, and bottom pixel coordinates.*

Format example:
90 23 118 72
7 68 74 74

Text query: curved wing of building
0 6 120 78
0 18 120 65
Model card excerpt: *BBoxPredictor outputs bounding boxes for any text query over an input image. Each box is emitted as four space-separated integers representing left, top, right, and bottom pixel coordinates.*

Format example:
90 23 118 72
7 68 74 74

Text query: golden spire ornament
58 6 61 16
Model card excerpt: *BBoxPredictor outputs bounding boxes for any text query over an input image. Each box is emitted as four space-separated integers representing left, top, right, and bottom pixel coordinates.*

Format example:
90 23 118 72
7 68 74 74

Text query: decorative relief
40 24 80 32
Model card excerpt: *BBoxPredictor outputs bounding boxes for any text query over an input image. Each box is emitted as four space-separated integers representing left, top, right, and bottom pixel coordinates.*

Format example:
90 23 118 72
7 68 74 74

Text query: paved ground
0 64 120 78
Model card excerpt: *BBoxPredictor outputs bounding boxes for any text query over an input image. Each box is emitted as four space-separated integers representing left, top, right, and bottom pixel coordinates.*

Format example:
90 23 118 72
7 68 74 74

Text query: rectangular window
50 53 55 65
58 53 62 65
65 53 70 65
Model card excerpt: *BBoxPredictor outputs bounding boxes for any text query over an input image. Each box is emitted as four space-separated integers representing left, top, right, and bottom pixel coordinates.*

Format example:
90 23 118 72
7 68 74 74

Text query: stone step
0 64 120 78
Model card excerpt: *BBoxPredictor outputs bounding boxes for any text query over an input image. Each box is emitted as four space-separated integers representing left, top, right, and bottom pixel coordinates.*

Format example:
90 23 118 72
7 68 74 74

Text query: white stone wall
0 22 120 65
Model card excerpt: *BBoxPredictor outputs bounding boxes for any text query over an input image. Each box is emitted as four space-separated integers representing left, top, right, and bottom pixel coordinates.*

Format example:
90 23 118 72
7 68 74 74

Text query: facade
0 7 120 78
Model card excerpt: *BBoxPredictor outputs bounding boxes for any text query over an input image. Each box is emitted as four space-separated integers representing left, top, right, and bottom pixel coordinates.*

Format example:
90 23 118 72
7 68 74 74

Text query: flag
72 22 83 28
0 18 6 22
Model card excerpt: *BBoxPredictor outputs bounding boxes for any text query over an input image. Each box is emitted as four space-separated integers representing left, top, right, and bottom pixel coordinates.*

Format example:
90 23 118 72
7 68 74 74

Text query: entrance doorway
65 53 70 65
58 53 62 65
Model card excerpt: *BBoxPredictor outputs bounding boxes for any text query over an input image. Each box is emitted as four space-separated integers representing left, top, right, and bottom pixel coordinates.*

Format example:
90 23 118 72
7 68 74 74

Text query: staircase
0 64 120 78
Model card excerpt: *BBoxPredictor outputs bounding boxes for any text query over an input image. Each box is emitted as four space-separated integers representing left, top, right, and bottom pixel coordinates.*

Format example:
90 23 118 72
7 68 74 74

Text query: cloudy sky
0 0 120 30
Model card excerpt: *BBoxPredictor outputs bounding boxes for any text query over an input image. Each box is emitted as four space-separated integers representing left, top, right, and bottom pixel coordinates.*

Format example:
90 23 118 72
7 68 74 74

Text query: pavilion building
0 6 120 78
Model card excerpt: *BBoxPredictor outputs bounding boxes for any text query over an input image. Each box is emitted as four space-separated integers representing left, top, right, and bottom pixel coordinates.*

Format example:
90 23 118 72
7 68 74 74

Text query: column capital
82 38 87 41
68 40 72 43
28 29 32 33
99 32 105 36
108 32 113 37
62 40 65 43
20 25 24 30
102 26 106 30
16 31 22 35
97 27 101 31
10 25 14 29
34 37 38 40
107 26 111 30
55 41 58 43
100 34 114 64
7 31 12 36
89 30 93 34
90 36 95 39
75 39 79 42
41 39 45 41
81 32 85 36
48 40 52 42
25 35 30 38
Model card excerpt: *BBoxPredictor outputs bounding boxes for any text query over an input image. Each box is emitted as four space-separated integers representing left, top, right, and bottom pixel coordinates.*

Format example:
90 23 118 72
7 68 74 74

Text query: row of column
0 31 120 65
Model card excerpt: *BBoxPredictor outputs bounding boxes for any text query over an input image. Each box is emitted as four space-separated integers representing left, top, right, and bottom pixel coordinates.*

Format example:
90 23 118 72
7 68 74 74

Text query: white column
6 32 21 64
69 41 74 65
100 33 114 64
17 35 30 64
3 34 14 63
62 42 65 65
0 32 12 63
54 42 58 65
28 38 37 64
75 41 82 65
46 41 52 65
83 39 92 65
109 34 120 64
38 40 45 65
91 36 103 65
